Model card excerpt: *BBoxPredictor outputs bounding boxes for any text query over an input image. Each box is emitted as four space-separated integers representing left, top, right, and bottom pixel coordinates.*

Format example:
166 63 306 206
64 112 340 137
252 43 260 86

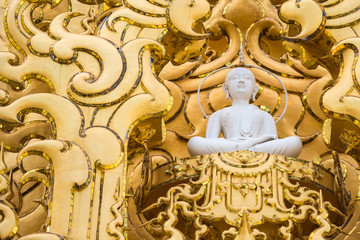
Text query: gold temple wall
0 0 360 239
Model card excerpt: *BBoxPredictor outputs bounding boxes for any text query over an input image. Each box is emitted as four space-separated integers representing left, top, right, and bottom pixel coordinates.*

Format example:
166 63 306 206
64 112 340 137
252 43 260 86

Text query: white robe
187 105 302 157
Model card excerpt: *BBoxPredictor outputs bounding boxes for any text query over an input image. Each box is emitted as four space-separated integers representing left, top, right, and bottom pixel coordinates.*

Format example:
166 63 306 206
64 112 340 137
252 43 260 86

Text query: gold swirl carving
4 0 30 59
106 6 167 30
166 0 211 40
245 18 305 79
123 0 165 18
76 0 104 5
107 178 125 240
18 140 92 235
26 12 170 108
0 120 52 152
0 203 18 239
103 0 122 7
325 0 360 29
279 0 326 43
0 93 126 237
0 0 207 236
279 0 338 75
0 143 18 239
190 18 241 77
0 93 124 167
107 45 172 140
323 37 360 126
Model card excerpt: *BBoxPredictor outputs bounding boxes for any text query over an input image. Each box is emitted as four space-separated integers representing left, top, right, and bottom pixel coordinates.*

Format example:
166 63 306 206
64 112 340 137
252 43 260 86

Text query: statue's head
222 67 259 101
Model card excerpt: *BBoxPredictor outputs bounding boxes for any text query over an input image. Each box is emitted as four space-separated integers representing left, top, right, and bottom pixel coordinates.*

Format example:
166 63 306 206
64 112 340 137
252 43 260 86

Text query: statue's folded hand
260 134 277 142
229 134 276 145
228 136 251 141
228 136 269 150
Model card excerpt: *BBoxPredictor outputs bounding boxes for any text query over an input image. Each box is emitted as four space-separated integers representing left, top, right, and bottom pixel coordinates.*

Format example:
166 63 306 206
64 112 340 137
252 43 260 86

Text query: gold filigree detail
340 129 360 154
143 152 340 239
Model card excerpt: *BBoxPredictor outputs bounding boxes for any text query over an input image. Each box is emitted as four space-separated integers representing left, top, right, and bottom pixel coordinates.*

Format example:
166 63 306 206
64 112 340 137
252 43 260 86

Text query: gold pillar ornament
0 0 359 239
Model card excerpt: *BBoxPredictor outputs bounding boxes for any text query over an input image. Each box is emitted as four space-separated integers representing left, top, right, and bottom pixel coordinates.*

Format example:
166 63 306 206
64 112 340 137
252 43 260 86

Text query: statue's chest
220 108 263 137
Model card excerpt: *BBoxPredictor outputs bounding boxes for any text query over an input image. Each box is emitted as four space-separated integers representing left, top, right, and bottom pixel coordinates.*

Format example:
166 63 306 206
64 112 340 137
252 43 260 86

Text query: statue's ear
252 84 259 101
222 84 230 99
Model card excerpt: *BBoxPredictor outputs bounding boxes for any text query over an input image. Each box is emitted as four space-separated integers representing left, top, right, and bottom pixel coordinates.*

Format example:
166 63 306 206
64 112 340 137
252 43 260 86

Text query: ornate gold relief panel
0 0 360 239
135 151 358 239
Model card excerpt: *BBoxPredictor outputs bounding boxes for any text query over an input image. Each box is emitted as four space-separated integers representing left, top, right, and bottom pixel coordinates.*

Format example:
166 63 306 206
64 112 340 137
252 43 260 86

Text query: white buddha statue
187 67 302 158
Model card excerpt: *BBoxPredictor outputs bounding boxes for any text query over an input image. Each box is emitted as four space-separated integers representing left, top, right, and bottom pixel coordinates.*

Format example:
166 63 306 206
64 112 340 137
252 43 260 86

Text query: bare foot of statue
187 67 302 158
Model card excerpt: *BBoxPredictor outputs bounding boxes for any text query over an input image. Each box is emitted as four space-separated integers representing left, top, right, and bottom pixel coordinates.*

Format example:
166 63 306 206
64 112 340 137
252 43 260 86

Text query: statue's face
225 68 256 99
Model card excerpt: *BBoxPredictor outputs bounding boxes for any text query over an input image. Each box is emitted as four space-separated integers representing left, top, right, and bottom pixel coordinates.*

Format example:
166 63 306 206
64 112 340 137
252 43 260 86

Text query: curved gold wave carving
322 37 360 125
279 0 326 43
18 140 92 234
0 144 18 239
166 0 211 40
190 18 241 77
0 120 52 152
245 18 305 79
